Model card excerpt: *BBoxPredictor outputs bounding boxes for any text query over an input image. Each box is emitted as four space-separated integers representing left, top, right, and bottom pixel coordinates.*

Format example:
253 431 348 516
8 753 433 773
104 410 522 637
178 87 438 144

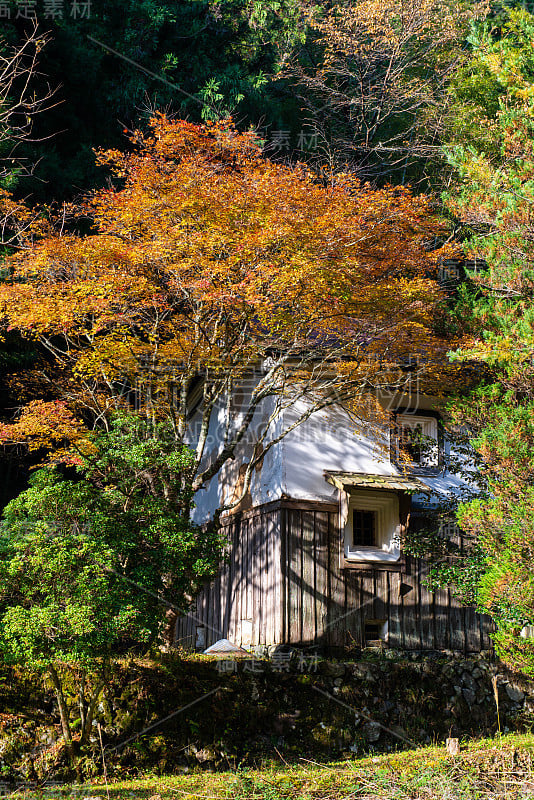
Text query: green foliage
405 513 487 609
0 413 223 756
14 0 306 201
0 414 222 667
84 413 198 516
424 6 534 675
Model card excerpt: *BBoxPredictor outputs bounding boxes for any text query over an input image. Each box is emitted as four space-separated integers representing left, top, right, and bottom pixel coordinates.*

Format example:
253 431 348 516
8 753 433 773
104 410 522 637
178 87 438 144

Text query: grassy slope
13 732 534 800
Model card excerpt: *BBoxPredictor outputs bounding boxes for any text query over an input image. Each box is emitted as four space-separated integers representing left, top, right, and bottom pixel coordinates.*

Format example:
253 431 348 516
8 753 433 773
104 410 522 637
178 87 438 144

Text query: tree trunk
80 681 104 745
78 670 87 734
162 607 178 649
48 665 75 761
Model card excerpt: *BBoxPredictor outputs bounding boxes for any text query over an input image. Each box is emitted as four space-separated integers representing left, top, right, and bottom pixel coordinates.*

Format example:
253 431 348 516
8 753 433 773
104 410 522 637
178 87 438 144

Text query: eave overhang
324 471 430 494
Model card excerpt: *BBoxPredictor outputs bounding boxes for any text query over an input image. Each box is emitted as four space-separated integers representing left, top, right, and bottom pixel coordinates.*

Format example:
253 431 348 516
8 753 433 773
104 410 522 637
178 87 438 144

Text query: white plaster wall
279 400 391 503
189 390 285 524
279 396 477 507
189 381 478 523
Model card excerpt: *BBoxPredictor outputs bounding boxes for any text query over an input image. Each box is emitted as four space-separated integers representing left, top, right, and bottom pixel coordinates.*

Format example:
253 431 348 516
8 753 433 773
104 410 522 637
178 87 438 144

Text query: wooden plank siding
174 500 493 653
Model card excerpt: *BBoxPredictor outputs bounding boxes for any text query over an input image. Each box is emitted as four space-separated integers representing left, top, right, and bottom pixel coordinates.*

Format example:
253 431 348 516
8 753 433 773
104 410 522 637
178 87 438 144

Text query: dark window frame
352 508 376 547
390 407 444 474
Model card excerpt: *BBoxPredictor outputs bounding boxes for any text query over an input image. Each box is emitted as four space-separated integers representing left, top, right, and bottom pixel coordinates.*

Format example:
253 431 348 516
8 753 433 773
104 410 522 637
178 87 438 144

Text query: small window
364 619 387 646
392 412 439 468
353 509 376 547
344 490 401 563
399 423 424 464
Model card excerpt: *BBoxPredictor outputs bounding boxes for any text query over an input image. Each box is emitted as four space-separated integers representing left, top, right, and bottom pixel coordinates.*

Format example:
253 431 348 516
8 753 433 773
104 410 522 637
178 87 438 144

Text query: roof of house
324 471 430 493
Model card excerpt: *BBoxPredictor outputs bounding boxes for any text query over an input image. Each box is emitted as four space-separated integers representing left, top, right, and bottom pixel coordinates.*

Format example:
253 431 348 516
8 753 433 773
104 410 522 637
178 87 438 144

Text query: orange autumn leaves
0 400 88 462
0 116 454 452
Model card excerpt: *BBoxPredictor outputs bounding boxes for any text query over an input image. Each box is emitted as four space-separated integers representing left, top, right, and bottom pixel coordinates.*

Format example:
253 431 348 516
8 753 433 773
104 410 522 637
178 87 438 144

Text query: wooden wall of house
174 500 493 653
174 502 283 651
282 502 493 652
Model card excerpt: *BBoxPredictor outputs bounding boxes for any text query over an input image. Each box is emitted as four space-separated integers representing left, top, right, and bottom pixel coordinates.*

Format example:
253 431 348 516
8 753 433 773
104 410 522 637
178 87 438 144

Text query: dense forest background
1 0 508 200
4 0 307 201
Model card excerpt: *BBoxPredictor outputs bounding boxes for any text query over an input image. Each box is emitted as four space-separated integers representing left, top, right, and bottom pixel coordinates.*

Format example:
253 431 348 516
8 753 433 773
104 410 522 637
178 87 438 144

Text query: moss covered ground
6 732 534 800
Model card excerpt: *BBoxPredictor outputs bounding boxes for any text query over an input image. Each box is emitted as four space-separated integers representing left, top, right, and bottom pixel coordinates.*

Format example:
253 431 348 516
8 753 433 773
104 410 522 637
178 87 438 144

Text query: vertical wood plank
229 520 239 643
216 569 224 643
230 520 238 644
448 528 466 652
273 508 283 644
270 510 281 645
246 515 253 627
206 570 215 650
281 506 288 644
448 589 466 652
219 526 229 639
251 512 260 645
264 512 272 646
196 589 205 647
225 523 233 639
418 559 434 650
177 607 190 650
216 561 224 641
288 509 302 644
301 510 315 644
222 526 231 643
216 526 225 641
387 571 402 648
327 510 345 647
360 572 375 646
206 575 215 648
235 516 244 645
188 607 195 650
260 512 267 646
373 570 388 623
401 555 420 649
285 508 291 643
255 512 265 645
315 511 329 644
345 570 361 647
464 605 481 653
432 584 450 651
245 516 251 636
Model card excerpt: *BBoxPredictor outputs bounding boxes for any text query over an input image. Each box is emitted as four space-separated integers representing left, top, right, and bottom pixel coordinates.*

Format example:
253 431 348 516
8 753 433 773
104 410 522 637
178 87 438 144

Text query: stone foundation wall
1 652 533 782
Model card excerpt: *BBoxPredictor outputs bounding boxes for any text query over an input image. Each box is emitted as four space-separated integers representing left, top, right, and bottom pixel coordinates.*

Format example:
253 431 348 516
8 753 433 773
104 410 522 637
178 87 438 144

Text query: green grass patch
8 731 534 800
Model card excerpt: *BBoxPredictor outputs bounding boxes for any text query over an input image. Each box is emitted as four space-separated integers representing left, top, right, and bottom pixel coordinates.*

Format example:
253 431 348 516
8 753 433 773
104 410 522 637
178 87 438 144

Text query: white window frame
344 490 401 563
393 413 439 468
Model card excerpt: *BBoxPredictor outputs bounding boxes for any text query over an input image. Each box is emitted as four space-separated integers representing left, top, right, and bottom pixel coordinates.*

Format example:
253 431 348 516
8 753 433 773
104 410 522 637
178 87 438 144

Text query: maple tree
0 116 454 516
